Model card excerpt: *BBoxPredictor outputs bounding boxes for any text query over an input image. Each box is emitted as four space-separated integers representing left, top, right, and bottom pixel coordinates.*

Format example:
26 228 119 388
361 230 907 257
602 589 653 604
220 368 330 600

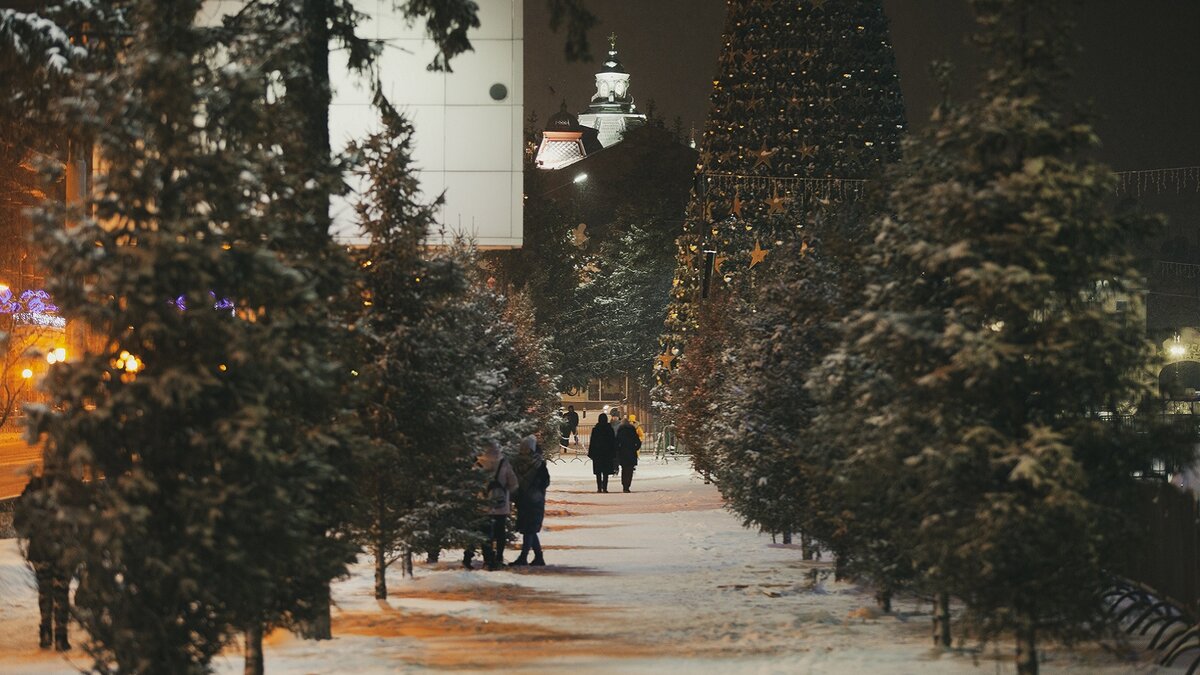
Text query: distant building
535 35 646 170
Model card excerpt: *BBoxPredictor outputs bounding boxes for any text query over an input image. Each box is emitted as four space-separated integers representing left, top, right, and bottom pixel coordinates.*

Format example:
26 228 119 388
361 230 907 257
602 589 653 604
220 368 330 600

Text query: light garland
0 287 64 329
1115 166 1200 197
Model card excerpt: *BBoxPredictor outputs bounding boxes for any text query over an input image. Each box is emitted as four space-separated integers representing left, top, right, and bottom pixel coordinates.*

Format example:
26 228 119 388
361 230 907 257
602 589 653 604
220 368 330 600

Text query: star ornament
798 143 819 160
572 223 589 248
749 241 769 268
656 352 676 370
731 191 744 217
767 189 787 214
713 254 728 275
753 143 777 170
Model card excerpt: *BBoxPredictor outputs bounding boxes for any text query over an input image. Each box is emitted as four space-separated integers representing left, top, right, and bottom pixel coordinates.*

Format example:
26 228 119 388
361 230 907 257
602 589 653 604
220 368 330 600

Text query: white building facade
202 0 525 248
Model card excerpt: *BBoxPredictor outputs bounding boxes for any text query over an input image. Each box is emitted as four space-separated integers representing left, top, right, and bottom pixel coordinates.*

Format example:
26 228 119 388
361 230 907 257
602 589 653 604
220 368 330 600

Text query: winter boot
530 552 546 567
54 633 70 652
39 625 52 650
509 548 529 566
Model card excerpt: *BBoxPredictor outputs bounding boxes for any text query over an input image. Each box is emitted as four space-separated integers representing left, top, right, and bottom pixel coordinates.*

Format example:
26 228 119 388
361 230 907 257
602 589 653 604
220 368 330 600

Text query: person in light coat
615 417 642 493
463 440 519 570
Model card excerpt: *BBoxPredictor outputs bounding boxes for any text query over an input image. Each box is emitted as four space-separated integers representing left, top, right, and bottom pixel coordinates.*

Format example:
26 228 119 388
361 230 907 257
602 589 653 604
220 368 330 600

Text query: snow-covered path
0 457 1171 673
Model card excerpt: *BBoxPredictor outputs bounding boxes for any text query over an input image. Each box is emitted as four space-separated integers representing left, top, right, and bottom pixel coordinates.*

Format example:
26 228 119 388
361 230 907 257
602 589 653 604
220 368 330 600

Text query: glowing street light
21 368 33 379
535 172 590 198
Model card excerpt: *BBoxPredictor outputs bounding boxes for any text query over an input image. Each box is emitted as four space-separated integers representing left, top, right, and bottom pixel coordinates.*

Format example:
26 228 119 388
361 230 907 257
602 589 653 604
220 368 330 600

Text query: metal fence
1119 481 1200 617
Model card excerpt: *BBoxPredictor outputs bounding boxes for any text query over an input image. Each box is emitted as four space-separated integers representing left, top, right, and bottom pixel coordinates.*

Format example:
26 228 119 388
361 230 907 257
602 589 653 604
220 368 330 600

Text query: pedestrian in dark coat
565 405 580 445
588 413 617 493
14 474 71 651
615 418 642 493
512 435 550 566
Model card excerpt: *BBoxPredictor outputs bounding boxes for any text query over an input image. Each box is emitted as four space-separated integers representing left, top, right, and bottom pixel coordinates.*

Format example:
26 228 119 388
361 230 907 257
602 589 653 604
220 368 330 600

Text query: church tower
535 33 647 170
578 34 647 148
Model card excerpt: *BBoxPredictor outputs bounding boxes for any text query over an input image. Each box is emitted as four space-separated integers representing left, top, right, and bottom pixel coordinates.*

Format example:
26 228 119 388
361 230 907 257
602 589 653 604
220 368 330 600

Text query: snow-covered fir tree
814 0 1192 670
348 102 497 598
25 2 358 671
586 205 679 389
486 165 590 388
711 221 873 567
668 292 741 482
491 287 561 448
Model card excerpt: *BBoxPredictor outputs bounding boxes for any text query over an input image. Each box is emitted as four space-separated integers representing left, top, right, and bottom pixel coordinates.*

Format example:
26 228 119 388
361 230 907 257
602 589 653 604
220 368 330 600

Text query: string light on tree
662 0 906 381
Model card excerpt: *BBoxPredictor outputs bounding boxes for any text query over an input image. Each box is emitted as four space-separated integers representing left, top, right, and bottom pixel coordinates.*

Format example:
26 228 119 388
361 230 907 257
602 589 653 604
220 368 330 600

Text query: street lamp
534 172 589 198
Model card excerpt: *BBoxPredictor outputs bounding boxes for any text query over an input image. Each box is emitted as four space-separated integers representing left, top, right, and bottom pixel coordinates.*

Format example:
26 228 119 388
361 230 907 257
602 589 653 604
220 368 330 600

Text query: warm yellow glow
1169 344 1187 357
116 350 142 373
54 347 66 362
46 352 57 364
21 368 33 379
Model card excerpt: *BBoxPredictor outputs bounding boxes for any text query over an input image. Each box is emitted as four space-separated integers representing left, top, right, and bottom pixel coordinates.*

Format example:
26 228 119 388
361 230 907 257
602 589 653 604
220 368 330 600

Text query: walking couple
587 412 641 493
465 435 550 570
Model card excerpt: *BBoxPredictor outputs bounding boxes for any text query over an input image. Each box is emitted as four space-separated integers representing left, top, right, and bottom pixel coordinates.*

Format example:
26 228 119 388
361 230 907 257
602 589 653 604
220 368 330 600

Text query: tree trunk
426 548 440 564
374 537 387 600
834 549 848 581
875 587 892 613
1016 622 1038 675
296 583 332 640
800 532 813 560
244 623 264 675
403 549 414 578
932 592 952 647
781 531 792 545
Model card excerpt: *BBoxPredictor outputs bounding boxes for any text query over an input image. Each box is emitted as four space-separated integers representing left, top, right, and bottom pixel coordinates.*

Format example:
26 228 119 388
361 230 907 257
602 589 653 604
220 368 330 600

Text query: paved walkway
0 457 1174 673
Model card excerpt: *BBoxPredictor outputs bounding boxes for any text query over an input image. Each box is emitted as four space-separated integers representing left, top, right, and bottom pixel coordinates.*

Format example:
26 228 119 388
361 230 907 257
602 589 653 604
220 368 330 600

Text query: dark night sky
524 0 1200 171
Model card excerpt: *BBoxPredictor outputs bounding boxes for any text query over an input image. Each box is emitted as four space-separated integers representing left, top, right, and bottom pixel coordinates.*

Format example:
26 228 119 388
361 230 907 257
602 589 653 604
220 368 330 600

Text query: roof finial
608 32 618 52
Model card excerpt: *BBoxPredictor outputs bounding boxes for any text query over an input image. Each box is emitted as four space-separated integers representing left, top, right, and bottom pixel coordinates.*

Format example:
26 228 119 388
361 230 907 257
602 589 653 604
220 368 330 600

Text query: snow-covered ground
0 456 1175 673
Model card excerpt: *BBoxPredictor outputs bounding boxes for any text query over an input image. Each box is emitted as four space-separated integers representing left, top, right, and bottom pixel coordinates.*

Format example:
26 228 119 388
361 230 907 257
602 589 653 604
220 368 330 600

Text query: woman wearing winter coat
615 418 642 493
512 435 550 566
588 413 617 493
463 440 519 571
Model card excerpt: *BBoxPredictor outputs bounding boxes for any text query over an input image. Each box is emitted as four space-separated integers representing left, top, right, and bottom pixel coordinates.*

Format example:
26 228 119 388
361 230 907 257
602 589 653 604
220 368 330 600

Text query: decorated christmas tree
662 0 906 356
